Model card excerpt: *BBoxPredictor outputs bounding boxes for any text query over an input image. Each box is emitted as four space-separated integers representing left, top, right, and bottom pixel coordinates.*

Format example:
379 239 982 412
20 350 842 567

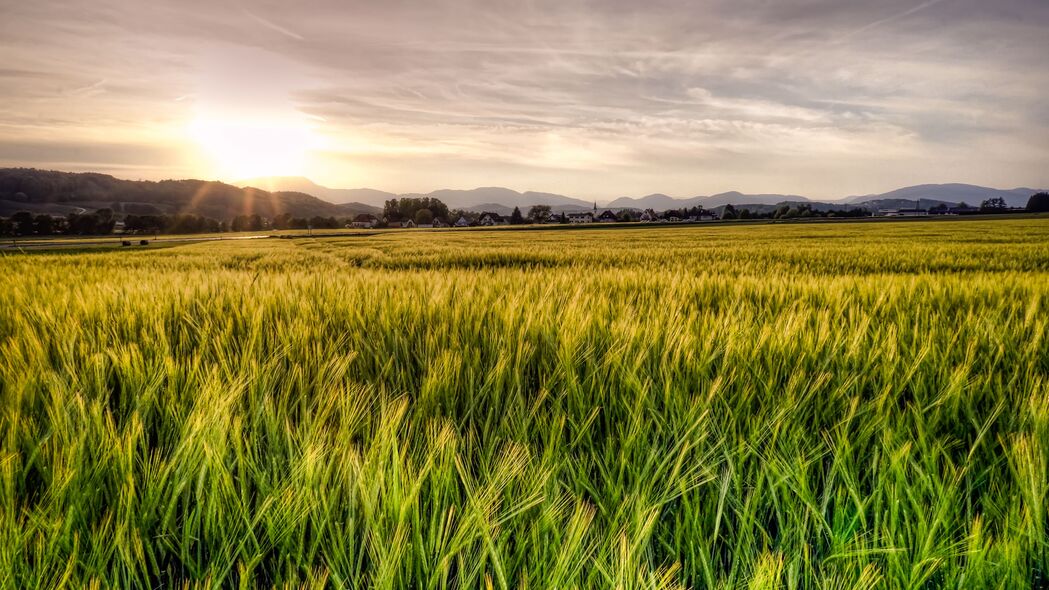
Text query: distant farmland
1 219 1047 588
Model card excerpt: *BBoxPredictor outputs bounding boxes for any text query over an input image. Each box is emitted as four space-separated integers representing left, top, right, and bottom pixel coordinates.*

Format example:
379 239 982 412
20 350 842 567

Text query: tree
415 208 434 225
231 215 251 232
722 204 737 220
527 205 552 223
1026 192 1049 212
385 198 448 224
272 212 293 230
65 212 105 235
32 215 55 235
980 197 1007 212
510 206 524 225
11 211 34 235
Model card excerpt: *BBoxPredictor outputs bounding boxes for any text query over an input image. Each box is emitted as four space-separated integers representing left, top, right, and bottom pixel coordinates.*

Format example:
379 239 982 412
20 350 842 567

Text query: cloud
0 0 1046 198
242 9 305 41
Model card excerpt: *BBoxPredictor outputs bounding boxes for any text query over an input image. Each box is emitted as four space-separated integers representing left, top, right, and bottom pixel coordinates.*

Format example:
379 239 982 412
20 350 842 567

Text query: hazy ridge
248 176 1044 212
1 169 1044 220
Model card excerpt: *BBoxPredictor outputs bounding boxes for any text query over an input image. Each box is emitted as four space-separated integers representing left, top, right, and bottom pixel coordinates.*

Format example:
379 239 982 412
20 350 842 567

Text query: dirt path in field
0 233 272 251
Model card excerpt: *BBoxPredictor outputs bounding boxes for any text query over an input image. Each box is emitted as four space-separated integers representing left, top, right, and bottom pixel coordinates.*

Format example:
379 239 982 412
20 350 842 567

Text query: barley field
1 219 1047 589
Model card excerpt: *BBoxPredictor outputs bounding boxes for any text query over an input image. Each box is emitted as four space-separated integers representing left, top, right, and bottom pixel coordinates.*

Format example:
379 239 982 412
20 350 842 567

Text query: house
432 218 448 228
454 216 471 227
948 205 979 215
595 210 619 223
401 219 416 228
566 212 594 223
350 214 379 228
478 212 506 226
881 208 929 217
639 210 657 222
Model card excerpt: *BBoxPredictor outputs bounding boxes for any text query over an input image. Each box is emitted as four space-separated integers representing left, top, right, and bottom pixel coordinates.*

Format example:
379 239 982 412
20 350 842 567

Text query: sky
1 0 1047 201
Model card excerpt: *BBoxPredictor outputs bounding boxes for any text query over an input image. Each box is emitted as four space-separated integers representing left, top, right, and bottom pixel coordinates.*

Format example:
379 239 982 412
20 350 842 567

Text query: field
1 219 1047 588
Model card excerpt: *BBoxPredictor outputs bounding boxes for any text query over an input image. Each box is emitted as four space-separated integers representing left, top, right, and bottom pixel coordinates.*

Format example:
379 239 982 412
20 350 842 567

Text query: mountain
607 192 810 210
845 184 1038 208
858 198 956 211
6 170 1043 219
704 192 811 207
406 187 591 210
0 168 379 219
607 185 1045 211
240 176 393 209
606 194 684 210
244 178 592 210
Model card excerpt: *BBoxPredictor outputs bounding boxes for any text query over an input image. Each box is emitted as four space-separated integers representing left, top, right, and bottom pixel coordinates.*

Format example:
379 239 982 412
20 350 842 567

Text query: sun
189 111 317 180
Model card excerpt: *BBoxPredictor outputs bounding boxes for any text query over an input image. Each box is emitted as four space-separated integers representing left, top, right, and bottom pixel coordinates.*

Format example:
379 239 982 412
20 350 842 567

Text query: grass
1 219 1047 588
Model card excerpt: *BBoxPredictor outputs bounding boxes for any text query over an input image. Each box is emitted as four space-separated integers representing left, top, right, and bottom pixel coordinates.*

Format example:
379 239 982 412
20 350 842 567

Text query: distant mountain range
244 177 1045 213
607 191 812 209
1 169 1043 220
842 184 1040 208
241 177 595 211
239 176 393 210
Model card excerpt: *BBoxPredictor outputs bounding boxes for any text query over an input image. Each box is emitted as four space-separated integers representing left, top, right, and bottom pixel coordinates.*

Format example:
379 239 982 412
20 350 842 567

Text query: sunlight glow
188 111 319 180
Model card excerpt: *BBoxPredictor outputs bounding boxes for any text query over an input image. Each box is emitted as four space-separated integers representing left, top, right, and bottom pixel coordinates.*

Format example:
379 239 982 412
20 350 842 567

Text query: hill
239 176 393 209
705 191 811 207
246 177 593 211
609 185 1045 211
606 194 684 210
0 169 379 219
845 184 1038 208
607 192 811 210
386 187 592 210
5 170 1043 219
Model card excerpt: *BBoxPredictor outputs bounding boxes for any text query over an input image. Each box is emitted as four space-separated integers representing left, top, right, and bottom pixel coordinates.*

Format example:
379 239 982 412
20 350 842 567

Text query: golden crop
1 219 1047 588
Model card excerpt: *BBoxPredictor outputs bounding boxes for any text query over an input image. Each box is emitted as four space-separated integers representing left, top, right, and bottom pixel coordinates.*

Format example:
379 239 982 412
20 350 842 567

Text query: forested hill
0 168 379 219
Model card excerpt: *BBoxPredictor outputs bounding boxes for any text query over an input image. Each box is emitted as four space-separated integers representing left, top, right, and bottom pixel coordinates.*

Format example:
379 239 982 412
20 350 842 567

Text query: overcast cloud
1 0 1047 199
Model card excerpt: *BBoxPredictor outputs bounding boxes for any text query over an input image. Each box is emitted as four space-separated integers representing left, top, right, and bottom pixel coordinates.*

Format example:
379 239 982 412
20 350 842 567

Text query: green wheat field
2 219 1048 589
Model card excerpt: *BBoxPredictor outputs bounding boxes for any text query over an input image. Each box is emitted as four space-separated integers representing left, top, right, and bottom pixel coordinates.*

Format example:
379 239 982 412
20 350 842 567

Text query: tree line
0 209 355 237
3 192 1047 237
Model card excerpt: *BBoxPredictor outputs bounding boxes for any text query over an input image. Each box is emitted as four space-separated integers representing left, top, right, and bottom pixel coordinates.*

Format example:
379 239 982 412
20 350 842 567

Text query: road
0 233 271 251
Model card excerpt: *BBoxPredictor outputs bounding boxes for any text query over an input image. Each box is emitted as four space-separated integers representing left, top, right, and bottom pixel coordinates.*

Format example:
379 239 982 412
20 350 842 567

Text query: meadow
1 218 1047 589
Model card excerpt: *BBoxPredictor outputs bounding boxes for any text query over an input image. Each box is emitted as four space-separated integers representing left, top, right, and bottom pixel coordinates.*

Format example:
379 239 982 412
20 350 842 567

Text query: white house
350 214 379 228
478 213 506 226
454 216 471 227
566 212 594 223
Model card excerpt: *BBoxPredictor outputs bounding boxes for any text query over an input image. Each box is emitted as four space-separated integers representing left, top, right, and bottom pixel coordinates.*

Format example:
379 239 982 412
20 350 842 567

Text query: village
346 197 1031 230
